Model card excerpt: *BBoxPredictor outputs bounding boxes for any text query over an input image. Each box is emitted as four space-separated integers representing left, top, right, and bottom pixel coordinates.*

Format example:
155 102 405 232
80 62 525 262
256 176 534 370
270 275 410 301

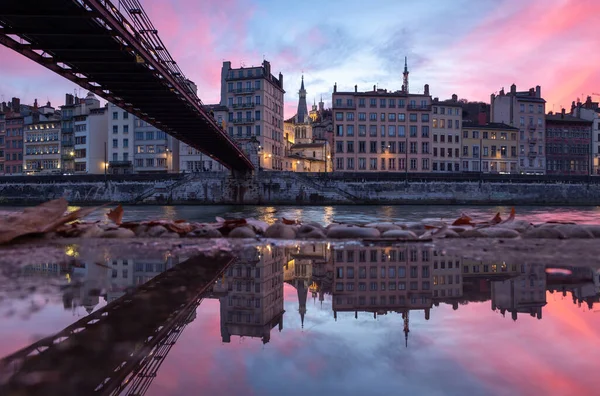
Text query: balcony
61 141 74 148
528 151 537 158
225 71 264 81
233 117 255 125
528 124 537 131
407 104 432 111
528 137 537 145
229 87 257 95
232 102 255 109
62 127 74 134
61 153 75 160
109 160 133 167
332 103 356 109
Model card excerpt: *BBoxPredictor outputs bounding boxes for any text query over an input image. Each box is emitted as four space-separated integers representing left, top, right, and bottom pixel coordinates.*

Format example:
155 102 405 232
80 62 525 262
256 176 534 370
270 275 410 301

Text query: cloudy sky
1 0 599 118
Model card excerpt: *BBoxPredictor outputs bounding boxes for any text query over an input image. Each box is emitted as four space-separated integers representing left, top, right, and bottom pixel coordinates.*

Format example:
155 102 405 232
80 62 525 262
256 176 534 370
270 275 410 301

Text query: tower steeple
403 56 409 93
296 75 309 124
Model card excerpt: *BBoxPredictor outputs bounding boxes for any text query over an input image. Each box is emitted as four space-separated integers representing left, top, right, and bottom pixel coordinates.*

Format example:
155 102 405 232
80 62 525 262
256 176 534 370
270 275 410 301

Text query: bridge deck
0 0 254 171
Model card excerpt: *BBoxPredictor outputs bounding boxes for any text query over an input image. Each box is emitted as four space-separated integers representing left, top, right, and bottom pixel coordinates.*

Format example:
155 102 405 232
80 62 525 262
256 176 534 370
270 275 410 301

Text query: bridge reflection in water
1 243 599 395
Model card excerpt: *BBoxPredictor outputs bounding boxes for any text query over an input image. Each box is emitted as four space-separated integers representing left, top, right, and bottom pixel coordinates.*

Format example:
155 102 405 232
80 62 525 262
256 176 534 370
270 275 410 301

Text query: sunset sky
1 0 599 118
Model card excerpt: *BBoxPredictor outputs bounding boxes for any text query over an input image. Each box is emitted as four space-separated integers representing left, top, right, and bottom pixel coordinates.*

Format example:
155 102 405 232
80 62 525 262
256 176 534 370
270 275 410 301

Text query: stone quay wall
0 172 599 206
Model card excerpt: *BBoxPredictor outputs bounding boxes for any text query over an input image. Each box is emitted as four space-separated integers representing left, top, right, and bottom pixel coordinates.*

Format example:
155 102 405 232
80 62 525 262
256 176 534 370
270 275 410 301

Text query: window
123 138 129 148
112 125 118 134
112 139 118 148
112 112 118 120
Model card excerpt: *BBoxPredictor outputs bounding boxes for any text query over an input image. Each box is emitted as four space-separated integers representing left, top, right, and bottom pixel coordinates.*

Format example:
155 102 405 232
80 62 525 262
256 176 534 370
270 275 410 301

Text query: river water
2 204 599 225
1 206 600 395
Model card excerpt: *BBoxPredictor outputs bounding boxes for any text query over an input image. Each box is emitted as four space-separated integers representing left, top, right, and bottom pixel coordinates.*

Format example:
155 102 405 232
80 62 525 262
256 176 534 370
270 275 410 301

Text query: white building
108 103 135 174
220 60 285 170
74 106 108 174
178 104 226 172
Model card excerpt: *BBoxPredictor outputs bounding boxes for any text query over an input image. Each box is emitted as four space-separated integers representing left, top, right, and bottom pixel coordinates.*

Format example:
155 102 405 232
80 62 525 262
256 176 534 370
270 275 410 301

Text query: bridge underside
0 0 254 171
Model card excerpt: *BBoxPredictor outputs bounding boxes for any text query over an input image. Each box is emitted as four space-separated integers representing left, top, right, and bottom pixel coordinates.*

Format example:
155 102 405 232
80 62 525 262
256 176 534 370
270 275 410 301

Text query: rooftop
546 113 593 124
462 122 519 131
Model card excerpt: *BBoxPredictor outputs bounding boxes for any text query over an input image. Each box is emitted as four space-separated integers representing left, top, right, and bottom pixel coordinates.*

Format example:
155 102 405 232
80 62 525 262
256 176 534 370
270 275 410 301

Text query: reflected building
104 256 176 302
547 266 600 310
432 251 463 309
332 246 434 346
214 246 285 344
491 264 546 320
69 261 110 314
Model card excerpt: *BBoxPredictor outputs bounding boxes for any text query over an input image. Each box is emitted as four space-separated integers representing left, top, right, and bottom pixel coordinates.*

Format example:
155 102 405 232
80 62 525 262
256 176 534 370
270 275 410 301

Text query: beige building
491 264 546 321
491 84 546 174
432 251 463 302
461 123 520 173
220 60 285 170
431 95 462 172
331 82 433 172
24 121 61 174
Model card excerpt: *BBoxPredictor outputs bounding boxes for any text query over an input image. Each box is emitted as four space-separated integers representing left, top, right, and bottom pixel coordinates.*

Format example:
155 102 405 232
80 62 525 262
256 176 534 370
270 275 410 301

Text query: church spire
296 75 309 124
403 56 409 93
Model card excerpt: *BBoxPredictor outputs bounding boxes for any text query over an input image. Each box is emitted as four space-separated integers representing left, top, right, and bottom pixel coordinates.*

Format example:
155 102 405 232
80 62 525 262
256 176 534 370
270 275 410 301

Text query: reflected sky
1 243 599 396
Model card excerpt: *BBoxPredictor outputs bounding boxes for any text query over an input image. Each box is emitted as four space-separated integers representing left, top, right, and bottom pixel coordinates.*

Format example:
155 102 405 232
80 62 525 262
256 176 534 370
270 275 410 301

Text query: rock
147 225 168 238
522 227 567 239
366 222 403 233
554 224 594 239
477 227 520 238
327 225 381 239
133 224 150 237
581 225 600 238
79 224 105 238
496 220 532 233
441 229 460 238
101 228 135 238
186 228 222 238
297 225 326 239
398 222 426 231
381 229 418 240
305 221 327 231
448 226 471 233
228 226 257 238
163 232 180 238
246 219 268 234
460 229 487 238
264 223 297 239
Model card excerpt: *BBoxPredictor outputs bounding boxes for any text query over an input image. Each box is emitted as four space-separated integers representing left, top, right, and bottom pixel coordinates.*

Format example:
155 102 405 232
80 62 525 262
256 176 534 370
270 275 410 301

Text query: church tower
296 75 309 124
403 57 409 93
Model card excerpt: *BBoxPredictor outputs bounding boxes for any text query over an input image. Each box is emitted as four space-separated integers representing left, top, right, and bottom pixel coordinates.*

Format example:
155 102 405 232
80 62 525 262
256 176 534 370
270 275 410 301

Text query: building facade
74 107 108 174
461 123 520 173
491 85 546 174
23 121 61 174
545 110 592 176
0 111 5 174
571 97 600 174
132 118 177 173
432 95 462 172
107 103 135 174
332 82 433 173
5 114 24 175
220 60 285 170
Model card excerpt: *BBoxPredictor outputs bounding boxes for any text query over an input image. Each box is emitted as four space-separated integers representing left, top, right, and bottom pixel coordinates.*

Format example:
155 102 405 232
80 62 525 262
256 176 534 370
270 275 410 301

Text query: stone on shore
297 224 326 239
228 226 257 239
327 225 381 239
186 228 222 238
147 225 169 238
553 224 594 239
381 229 418 240
477 227 521 238
264 223 297 239
522 227 567 239
366 222 403 233
102 228 135 238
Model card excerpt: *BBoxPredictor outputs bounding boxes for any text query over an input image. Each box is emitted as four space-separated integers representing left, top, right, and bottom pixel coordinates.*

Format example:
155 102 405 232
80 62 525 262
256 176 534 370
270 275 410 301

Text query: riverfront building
461 123 520 173
490 85 547 174
431 95 463 172
220 60 285 170
571 97 600 175
23 121 61 174
545 110 592 176
331 73 433 173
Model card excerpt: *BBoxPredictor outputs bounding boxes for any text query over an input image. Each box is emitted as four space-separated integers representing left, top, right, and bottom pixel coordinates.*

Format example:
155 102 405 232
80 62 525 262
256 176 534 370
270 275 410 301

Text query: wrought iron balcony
406 104 432 111
233 117 255 125
232 102 255 109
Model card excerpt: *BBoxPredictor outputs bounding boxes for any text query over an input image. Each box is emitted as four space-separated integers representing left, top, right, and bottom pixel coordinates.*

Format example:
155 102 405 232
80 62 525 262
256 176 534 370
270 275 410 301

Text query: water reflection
1 243 599 395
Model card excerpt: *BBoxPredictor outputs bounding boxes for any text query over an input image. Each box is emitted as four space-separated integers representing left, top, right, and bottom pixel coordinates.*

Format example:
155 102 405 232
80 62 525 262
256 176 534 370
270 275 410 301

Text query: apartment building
545 110 592 175
23 121 61 174
74 107 108 174
220 60 285 170
461 123 519 173
107 103 135 174
4 114 24 174
133 118 178 173
178 104 226 172
332 83 433 172
432 95 462 172
491 85 546 174
491 264 546 321
215 246 285 344
0 111 5 173
571 97 600 174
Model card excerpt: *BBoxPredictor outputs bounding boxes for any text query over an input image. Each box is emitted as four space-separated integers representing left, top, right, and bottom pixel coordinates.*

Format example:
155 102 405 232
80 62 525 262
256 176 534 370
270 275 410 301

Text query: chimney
561 108 565 118
433 97 439 103
529 88 534 96
535 85 541 98
373 85 376 92
401 84 405 92
333 83 337 93
424 84 429 96
354 85 357 93
585 96 593 109
11 97 20 113
510 84 516 94
278 72 283 87
452 94 458 102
